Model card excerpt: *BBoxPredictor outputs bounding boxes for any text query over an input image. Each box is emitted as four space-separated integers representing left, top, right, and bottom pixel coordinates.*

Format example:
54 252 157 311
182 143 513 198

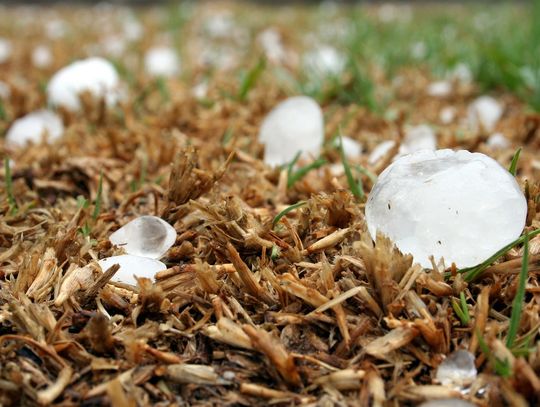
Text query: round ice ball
109 215 177 259
366 149 527 268
47 57 121 111
258 96 324 167
6 110 63 147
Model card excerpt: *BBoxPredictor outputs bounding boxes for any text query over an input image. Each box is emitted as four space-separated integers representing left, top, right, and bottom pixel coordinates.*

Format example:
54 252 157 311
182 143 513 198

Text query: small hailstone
338 136 363 158
368 140 396 165
419 400 476 407
467 96 503 132
440 106 456 124
6 110 64 147
366 149 527 268
32 45 53 68
109 216 176 259
204 12 234 39
303 45 345 76
399 125 436 156
411 41 427 59
258 96 324 167
449 63 473 84
47 57 121 111
98 255 166 286
144 46 180 78
486 133 510 150
192 81 209 100
45 19 67 39
0 38 12 63
436 350 477 387
427 81 452 97
257 28 286 64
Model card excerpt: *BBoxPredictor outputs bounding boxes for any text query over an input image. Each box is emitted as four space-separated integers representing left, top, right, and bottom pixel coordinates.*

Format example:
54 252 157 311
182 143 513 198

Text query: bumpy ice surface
109 215 176 259
258 96 324 166
366 149 527 268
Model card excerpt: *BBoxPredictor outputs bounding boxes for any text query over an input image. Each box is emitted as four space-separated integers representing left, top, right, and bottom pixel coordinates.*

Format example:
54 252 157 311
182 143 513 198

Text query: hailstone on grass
98 255 166 286
0 38 12 63
144 46 181 78
47 57 121 111
366 149 527 268
467 96 503 132
258 96 324 166
435 350 477 387
427 81 452 97
32 45 53 68
486 133 510 150
303 45 345 76
109 215 176 259
6 110 63 147
338 136 363 158
0 81 9 99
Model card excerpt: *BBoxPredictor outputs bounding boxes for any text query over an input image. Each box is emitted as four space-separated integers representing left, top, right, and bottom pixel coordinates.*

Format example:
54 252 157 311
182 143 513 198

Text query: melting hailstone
366 149 527 268
6 110 63 147
98 255 166 286
467 96 503 132
110 215 176 259
47 57 121 111
258 96 324 167
144 46 181 78
435 350 477 387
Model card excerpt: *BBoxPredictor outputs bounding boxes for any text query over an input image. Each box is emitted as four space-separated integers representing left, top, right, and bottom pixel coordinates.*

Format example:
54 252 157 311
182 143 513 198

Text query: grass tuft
238 57 266 102
287 158 327 188
506 232 529 349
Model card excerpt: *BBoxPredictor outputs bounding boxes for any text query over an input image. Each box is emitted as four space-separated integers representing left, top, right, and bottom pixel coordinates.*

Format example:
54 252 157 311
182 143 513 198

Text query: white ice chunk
258 96 324 167
257 28 286 64
109 215 176 259
467 96 503 132
303 45 345 76
427 81 452 97
399 125 436 156
486 133 510 150
449 63 472 84
436 350 477 387
0 81 9 99
440 106 456 124
6 110 64 147
368 140 396 165
32 45 53 68
47 57 121 111
98 255 166 286
366 149 527 268
419 400 476 407
0 38 12 63
144 46 180 78
339 136 363 158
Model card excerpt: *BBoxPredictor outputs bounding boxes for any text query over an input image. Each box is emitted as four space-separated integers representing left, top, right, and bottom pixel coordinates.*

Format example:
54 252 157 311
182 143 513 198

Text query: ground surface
1 2 540 406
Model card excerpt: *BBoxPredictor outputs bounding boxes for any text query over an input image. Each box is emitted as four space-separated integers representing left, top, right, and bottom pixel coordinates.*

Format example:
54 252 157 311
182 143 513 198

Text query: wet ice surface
98 255 166 286
366 149 527 268
109 216 177 259
258 96 324 167
436 350 477 387
6 110 63 147
47 57 121 111
419 399 476 407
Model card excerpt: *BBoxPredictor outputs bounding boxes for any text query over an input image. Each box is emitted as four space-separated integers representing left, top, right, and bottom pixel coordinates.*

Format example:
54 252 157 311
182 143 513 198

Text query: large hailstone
6 110 63 147
258 96 324 167
144 46 181 78
366 149 527 268
98 255 166 286
467 96 503 132
109 215 176 259
47 57 121 111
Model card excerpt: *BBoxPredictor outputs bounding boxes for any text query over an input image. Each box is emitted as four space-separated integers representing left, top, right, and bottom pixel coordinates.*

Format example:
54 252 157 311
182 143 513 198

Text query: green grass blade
285 151 302 176
4 158 17 214
477 329 511 377
452 298 468 326
287 158 327 188
273 201 306 227
92 171 103 221
508 147 522 176
238 57 266 101
460 228 540 282
339 134 364 200
459 292 470 324
506 232 529 349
